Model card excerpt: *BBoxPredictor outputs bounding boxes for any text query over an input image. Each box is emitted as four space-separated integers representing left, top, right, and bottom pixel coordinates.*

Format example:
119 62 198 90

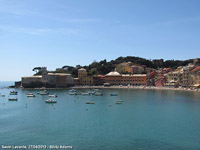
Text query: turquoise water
0 81 14 88
1 86 200 149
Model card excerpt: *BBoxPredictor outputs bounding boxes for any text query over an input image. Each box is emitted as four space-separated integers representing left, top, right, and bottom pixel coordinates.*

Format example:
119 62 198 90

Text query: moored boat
85 101 95 104
49 94 57 97
110 93 118 96
94 93 103 96
81 93 90 95
38 90 49 95
69 92 77 95
69 89 76 92
8 98 17 101
26 93 36 97
45 99 57 103
10 91 18 95
116 100 123 104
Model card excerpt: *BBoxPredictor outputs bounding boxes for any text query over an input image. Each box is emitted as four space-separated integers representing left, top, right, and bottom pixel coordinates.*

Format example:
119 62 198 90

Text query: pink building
155 74 166 87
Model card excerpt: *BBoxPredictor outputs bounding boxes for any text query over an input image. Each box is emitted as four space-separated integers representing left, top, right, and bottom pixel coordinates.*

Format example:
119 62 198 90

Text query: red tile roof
192 66 200 72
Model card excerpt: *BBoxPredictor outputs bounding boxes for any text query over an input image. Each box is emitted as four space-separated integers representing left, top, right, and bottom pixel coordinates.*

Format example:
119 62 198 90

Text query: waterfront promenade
72 85 200 93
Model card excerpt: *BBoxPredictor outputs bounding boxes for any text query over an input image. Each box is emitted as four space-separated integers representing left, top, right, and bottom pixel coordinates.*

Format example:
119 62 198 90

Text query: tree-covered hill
34 56 196 77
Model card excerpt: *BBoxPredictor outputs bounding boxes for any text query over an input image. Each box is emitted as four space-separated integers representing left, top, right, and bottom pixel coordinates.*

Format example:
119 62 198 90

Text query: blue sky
0 0 200 81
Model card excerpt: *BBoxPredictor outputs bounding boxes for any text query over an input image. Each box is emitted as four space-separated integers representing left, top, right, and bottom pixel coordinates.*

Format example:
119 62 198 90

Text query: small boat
116 100 123 104
8 98 17 101
38 90 49 95
45 99 57 103
26 93 35 97
49 94 57 97
39 92 49 95
85 101 95 104
1 95 5 97
69 92 77 95
110 93 118 96
69 89 76 92
94 93 103 96
10 91 18 95
88 91 95 95
81 93 90 96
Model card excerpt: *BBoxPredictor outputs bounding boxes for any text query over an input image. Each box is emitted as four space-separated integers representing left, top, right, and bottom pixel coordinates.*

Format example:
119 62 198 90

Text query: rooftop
191 66 200 72
48 73 71 76
78 68 86 71
106 71 121 76
22 75 42 78
122 74 146 77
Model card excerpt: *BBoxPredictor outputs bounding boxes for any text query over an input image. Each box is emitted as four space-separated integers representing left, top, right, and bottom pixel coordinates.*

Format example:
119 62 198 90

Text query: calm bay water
0 85 200 149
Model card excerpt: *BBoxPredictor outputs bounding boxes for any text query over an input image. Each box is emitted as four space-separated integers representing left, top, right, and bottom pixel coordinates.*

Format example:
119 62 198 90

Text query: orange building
105 71 122 85
105 71 147 86
121 74 147 85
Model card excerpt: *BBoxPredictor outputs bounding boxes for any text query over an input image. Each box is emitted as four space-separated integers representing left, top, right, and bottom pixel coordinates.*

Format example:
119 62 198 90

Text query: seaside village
15 58 200 89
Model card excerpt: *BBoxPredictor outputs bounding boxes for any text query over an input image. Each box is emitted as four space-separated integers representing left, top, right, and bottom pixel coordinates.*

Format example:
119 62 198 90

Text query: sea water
0 86 200 150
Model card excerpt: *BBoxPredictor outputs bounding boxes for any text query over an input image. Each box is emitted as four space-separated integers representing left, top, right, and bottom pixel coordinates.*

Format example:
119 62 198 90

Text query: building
47 73 74 88
15 81 21 88
191 66 200 88
116 62 133 74
105 71 147 86
93 75 105 85
21 67 74 88
147 71 158 86
155 74 166 87
105 71 122 85
178 64 195 87
21 75 45 88
78 68 87 78
193 58 200 65
121 74 147 86
77 68 94 85
74 78 79 85
165 71 183 87
130 65 145 74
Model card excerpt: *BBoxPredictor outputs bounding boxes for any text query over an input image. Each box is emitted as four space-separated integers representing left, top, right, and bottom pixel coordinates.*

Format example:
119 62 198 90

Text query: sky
0 0 200 81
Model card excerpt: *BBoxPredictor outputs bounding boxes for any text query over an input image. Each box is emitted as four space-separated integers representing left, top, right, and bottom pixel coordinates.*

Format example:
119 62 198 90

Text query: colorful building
155 74 166 87
116 62 133 74
105 71 122 85
130 65 144 74
191 66 200 88
121 74 147 86
93 75 105 85
77 68 94 85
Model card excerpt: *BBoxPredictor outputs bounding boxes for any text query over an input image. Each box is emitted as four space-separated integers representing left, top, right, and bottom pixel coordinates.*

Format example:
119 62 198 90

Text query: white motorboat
45 99 57 103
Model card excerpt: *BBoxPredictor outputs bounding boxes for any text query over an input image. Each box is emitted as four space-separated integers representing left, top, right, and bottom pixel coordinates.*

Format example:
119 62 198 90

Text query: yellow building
78 68 94 85
116 62 132 74
78 68 87 78
191 67 200 87
165 71 183 87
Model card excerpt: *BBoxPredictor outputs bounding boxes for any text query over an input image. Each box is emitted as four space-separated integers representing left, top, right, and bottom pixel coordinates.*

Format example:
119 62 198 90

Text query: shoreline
72 85 200 93
11 86 200 93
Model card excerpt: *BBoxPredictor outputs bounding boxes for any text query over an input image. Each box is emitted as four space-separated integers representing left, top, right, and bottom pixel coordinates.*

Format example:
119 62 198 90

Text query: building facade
77 68 94 85
105 71 122 85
